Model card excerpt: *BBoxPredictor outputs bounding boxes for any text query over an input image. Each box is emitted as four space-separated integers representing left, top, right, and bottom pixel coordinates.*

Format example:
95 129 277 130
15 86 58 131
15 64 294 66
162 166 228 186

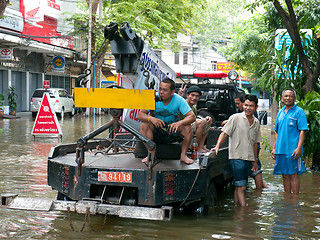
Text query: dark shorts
153 125 184 144
273 154 306 175
230 159 253 187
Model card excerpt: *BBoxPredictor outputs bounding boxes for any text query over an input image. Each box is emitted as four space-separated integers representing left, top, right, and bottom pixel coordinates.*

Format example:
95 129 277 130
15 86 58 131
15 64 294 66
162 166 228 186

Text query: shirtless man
138 78 196 164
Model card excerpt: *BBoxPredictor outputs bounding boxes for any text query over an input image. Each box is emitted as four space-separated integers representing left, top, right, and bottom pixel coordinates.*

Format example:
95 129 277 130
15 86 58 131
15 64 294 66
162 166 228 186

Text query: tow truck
1 22 233 221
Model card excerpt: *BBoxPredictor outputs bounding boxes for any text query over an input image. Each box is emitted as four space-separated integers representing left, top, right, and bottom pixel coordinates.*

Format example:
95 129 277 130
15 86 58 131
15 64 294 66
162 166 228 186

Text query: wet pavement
0 113 320 239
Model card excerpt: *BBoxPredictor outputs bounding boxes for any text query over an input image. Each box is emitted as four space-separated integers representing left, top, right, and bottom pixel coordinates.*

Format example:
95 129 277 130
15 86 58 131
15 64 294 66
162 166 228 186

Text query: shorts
153 124 184 144
273 154 306 175
230 159 253 187
191 117 210 135
250 158 263 178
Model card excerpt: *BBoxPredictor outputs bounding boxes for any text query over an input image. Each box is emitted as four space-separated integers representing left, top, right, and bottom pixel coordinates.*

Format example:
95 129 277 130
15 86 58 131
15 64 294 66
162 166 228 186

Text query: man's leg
282 175 292 193
254 173 263 189
195 119 209 152
179 124 193 164
235 186 247 207
290 173 300 194
139 122 155 163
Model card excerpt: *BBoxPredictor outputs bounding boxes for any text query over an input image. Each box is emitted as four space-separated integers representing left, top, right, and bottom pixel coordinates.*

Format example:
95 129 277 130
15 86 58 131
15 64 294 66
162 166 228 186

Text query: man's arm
169 110 196 133
292 130 306 159
213 131 228 155
138 109 165 128
252 142 259 172
271 132 278 160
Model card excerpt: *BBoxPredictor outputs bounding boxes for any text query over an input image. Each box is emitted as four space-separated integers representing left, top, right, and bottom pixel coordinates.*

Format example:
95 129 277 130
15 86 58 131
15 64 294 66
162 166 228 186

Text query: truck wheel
203 181 217 213
32 112 37 118
57 192 71 201
198 110 216 126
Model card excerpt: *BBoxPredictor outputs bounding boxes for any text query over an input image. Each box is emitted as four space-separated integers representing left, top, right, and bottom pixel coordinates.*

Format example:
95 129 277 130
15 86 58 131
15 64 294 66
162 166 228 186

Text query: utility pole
86 0 92 116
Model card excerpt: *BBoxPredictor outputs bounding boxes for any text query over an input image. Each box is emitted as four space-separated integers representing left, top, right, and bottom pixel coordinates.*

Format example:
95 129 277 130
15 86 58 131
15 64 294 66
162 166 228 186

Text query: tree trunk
0 0 9 17
272 0 320 95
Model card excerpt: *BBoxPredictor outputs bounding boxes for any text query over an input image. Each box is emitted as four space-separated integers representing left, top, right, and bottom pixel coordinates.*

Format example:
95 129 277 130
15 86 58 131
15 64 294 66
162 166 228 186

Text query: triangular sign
31 92 62 136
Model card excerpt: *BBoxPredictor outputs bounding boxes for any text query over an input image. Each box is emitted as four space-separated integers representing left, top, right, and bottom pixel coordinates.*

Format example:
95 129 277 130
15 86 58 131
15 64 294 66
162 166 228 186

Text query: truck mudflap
1 193 172 221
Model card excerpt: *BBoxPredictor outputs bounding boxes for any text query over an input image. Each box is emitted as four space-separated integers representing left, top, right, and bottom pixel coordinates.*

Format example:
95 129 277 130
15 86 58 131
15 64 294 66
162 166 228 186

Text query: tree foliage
224 0 320 101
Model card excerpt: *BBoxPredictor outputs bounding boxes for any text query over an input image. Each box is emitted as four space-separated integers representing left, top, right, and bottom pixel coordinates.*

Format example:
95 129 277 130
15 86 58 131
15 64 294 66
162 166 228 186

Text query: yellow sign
74 88 155 110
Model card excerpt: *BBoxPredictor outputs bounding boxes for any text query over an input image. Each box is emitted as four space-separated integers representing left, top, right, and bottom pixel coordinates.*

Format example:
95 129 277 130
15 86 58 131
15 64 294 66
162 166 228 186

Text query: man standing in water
222 93 268 189
213 94 261 206
272 89 308 194
138 78 196 164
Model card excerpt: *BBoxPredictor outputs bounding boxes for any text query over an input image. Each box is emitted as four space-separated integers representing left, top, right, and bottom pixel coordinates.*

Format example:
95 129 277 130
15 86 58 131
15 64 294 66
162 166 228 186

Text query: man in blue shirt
272 89 309 194
138 78 196 164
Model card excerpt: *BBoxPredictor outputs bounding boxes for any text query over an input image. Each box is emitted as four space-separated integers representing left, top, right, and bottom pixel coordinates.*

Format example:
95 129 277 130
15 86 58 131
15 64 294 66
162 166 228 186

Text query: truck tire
198 110 216 127
57 192 71 201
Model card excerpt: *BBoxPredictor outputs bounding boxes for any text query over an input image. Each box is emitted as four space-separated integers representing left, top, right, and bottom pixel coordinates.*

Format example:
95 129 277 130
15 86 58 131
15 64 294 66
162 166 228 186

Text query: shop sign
0 48 13 60
0 8 24 32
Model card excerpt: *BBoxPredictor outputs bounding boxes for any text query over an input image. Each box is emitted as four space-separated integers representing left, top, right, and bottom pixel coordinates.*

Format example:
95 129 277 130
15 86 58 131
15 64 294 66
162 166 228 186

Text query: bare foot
141 151 155 163
180 155 194 164
199 147 210 153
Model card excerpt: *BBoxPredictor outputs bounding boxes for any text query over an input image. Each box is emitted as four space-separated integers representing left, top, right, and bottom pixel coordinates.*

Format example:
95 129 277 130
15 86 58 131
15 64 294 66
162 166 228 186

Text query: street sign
31 93 62 137
43 80 50 88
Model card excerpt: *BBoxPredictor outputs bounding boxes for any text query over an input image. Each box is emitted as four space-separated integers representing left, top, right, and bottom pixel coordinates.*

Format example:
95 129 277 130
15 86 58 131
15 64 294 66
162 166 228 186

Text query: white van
30 88 75 118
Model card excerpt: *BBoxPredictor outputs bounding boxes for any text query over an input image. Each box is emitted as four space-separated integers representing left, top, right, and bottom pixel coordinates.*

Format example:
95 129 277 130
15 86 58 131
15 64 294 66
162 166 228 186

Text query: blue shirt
274 104 308 155
153 93 191 125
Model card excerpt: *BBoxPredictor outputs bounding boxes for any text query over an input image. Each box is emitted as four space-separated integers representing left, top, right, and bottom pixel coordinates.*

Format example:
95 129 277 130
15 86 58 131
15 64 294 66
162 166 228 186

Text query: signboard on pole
52 56 65 73
31 93 62 137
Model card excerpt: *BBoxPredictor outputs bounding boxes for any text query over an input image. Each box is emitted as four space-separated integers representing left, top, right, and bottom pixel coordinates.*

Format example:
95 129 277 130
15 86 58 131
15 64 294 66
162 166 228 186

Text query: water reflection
1 114 320 239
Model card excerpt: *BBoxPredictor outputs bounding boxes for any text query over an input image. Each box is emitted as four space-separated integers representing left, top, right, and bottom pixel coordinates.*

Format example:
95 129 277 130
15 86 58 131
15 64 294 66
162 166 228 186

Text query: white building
155 33 227 75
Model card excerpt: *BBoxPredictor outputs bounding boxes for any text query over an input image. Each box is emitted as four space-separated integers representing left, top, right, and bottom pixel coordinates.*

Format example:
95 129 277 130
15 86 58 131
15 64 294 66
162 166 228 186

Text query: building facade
0 0 85 112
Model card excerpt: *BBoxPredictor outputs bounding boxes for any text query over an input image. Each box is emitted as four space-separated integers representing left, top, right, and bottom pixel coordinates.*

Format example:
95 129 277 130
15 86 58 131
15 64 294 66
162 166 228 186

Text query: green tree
247 0 320 95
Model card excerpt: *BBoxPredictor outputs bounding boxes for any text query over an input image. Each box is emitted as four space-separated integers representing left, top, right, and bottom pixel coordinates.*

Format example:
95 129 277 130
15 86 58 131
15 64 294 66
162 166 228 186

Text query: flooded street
1 113 320 239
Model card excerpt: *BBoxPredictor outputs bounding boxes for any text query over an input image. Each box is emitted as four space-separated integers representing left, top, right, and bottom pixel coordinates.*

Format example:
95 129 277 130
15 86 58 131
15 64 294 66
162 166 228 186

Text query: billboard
21 0 75 49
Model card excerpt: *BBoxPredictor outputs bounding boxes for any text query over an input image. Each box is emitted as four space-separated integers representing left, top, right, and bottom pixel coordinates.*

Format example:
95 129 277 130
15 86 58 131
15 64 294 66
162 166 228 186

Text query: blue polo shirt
152 93 191 125
274 104 308 155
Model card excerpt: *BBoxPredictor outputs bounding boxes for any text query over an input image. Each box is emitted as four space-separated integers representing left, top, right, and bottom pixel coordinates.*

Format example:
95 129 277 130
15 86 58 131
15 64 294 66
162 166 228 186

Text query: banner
124 44 176 130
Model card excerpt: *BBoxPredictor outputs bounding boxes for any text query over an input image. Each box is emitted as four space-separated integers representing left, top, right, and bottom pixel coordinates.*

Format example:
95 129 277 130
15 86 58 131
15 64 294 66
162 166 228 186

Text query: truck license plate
98 171 132 183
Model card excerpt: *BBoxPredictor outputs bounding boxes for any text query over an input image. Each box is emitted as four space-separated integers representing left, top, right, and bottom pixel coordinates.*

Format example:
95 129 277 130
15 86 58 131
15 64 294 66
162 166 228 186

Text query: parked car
30 88 75 118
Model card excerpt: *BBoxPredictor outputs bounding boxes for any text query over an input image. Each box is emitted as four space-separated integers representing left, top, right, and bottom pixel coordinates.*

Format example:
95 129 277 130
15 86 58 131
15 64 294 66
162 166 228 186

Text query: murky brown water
1 113 320 239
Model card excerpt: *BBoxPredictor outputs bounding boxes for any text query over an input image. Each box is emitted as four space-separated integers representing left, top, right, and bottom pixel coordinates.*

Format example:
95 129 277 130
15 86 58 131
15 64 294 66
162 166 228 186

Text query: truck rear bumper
1 193 172 221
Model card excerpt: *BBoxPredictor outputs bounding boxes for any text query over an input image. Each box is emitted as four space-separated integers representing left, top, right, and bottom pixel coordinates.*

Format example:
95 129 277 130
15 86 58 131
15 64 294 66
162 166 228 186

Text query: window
183 48 188 65
211 61 217 71
174 52 179 64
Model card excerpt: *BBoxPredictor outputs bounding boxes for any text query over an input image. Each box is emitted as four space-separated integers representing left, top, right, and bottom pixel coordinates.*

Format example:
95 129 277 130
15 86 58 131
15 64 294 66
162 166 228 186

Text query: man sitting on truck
138 78 196 164
178 84 213 152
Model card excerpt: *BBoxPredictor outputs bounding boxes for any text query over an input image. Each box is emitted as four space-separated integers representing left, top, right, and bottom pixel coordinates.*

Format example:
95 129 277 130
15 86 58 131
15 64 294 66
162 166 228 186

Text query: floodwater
0 113 320 239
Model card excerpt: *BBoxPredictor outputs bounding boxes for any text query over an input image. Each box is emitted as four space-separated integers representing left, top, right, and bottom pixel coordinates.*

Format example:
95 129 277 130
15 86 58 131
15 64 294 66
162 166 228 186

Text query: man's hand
221 120 228 127
178 83 186 97
251 161 258 172
169 121 182 133
205 116 212 125
271 148 276 160
211 145 219 155
292 147 302 159
150 117 165 129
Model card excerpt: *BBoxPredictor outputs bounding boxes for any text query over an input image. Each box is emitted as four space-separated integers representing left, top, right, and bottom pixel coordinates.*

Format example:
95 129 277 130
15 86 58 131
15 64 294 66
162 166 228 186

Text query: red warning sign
31 93 62 136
